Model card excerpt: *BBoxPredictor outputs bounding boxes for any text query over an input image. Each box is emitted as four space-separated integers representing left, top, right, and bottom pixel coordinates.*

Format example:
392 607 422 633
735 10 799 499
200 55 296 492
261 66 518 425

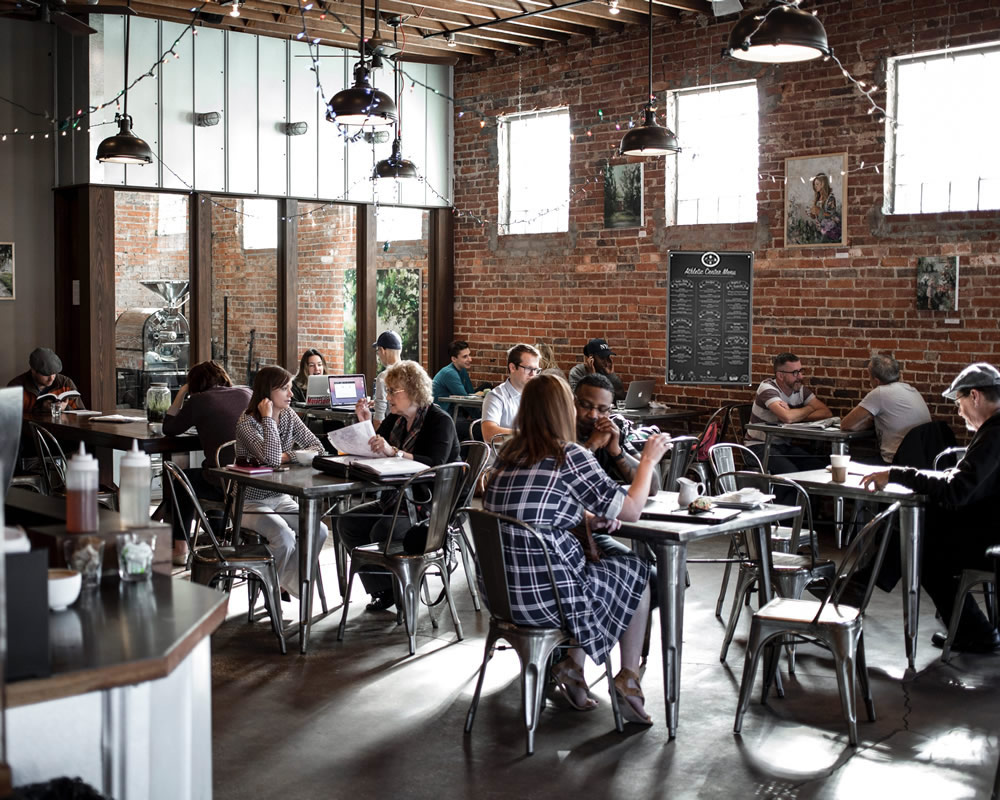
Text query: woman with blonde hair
339 360 460 611
484 374 671 724
235 365 327 597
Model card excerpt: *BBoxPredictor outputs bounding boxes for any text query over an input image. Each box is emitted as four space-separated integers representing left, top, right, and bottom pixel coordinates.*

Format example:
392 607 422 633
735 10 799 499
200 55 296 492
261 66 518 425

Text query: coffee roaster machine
115 280 191 408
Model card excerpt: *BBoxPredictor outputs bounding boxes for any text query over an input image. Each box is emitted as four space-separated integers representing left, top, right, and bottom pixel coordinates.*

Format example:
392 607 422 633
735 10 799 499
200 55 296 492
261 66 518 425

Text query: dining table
746 420 875 545
619 405 707 434
439 394 485 421
620 492 801 738
781 465 928 669
204 463 373 653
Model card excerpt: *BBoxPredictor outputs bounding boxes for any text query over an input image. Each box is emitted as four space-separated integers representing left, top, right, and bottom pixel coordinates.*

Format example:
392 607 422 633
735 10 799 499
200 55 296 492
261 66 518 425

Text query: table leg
761 437 772 471
832 442 848 547
655 540 687 739
900 502 924 669
297 497 322 654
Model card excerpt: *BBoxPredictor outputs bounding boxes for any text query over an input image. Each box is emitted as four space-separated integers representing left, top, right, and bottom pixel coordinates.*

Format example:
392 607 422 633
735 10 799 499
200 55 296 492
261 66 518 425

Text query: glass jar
145 383 170 434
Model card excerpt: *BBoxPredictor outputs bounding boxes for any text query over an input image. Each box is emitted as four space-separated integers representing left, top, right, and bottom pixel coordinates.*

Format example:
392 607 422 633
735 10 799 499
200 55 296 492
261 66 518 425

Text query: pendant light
619 0 679 157
374 33 417 180
96 12 153 165
725 2 831 64
326 0 396 127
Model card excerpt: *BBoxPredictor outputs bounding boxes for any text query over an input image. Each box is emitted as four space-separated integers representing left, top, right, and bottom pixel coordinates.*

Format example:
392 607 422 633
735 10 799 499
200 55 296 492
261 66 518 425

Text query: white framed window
241 198 278 250
498 107 570 235
376 206 425 241
668 81 759 226
156 194 188 237
887 43 1000 214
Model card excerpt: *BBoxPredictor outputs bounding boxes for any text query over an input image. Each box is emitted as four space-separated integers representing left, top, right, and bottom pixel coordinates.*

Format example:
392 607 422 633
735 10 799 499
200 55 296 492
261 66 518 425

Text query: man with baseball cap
862 362 1000 652
7 347 85 414
368 331 402 431
567 337 625 402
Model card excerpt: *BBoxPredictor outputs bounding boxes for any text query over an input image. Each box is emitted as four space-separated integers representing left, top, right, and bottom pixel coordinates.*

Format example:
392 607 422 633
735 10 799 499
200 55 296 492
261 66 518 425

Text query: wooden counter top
6 575 228 708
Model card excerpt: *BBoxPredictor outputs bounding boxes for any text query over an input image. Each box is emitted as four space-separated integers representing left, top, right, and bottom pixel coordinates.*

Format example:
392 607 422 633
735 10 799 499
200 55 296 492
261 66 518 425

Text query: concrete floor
206 533 1000 800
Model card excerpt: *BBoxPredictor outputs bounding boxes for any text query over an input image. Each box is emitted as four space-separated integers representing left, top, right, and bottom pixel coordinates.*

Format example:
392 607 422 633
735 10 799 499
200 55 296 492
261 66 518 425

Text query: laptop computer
624 379 655 410
327 374 368 411
303 374 333 406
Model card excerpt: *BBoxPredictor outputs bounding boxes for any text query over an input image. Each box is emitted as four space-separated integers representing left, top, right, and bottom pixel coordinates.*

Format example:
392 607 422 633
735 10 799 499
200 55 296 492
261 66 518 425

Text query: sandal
614 668 653 726
551 658 599 711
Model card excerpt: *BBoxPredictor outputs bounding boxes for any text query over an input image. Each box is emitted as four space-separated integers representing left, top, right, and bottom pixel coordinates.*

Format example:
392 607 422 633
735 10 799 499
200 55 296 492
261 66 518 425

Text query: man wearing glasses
481 343 541 443
745 352 831 473
861 363 1000 653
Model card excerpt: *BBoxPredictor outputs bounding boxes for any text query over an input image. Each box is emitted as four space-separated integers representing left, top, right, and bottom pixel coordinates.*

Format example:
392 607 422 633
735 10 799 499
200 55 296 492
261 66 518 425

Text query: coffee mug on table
830 454 850 483
677 477 706 507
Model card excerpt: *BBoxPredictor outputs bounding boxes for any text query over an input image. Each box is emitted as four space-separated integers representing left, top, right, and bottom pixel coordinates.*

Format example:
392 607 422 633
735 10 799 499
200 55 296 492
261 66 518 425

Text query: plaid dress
483 442 649 663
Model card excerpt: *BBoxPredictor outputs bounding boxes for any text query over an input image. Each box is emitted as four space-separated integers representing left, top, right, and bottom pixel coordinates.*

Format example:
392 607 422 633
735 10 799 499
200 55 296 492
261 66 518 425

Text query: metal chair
734 502 900 747
337 462 468 655
469 418 483 443
931 446 997 661
728 403 753 443
462 508 624 755
448 440 492 611
489 432 511 458
660 435 698 491
716 472 836 668
27 422 118 509
687 405 731 483
162 461 287 654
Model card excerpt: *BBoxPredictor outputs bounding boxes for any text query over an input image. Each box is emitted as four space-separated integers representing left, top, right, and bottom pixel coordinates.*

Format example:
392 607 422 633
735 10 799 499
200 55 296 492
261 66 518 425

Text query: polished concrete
207 534 1000 799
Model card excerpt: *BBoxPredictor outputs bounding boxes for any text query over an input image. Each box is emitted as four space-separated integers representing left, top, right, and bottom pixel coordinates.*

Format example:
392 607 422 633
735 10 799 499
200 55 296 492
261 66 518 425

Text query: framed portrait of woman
784 153 847 247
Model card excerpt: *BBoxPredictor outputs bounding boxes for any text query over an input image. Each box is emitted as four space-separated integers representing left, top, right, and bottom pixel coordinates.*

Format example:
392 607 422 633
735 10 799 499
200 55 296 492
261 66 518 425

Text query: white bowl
48 568 82 611
293 450 318 466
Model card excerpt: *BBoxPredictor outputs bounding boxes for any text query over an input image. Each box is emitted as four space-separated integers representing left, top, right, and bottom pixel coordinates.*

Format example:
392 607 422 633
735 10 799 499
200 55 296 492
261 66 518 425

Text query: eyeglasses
954 392 969 408
777 369 806 376
575 398 612 414
516 364 542 376
388 388 407 395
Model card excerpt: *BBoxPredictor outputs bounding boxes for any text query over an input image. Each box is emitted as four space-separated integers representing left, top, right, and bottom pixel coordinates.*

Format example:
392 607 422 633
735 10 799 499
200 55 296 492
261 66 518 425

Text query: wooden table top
25 408 200 454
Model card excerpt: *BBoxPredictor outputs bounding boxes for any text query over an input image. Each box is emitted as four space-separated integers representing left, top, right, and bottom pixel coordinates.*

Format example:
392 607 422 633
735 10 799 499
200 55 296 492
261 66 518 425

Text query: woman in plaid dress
484 374 671 724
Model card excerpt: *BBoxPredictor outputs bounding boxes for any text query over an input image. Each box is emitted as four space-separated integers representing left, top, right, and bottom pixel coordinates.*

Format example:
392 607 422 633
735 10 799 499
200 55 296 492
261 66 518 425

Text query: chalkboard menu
666 250 753 385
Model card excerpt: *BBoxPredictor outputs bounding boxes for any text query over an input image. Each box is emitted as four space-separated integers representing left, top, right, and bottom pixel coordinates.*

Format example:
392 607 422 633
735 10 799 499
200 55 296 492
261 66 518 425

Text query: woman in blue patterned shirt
235 366 326 598
484 374 671 724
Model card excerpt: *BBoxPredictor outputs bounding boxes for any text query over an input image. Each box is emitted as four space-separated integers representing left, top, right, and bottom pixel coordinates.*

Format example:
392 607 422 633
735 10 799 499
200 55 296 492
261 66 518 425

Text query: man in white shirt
745 352 832 472
841 353 931 464
481 343 540 443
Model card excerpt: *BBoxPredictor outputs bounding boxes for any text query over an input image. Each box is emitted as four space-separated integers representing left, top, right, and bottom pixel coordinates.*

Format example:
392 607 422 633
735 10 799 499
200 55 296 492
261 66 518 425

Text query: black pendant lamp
326 0 397 127
725 2 831 64
374 47 417 179
619 0 679 157
97 13 153 165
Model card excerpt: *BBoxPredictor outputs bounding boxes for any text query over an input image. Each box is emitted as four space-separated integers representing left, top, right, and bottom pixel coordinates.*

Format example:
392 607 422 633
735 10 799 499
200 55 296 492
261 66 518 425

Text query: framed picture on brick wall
784 153 847 247
604 163 643 229
0 243 13 300
916 255 959 311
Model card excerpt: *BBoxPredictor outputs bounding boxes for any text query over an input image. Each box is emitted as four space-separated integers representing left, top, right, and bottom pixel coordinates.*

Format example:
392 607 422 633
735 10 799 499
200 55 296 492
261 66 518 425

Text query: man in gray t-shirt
842 353 931 463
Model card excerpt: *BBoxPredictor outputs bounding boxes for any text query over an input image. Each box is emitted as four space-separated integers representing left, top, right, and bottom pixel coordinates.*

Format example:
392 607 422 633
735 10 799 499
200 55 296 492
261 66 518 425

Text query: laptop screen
328 374 368 404
306 374 331 398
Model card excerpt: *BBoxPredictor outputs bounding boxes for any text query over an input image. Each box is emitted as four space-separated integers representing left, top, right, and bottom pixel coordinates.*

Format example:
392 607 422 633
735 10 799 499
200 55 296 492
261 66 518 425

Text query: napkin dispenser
4 549 51 680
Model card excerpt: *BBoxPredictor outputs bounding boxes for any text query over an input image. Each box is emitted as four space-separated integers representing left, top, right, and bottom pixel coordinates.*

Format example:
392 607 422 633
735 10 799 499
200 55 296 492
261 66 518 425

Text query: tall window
498 108 570 235
887 44 1000 214
669 81 758 225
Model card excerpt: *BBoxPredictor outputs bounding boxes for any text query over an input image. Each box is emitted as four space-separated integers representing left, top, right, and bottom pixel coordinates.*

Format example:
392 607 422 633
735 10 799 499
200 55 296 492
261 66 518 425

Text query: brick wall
452 0 1000 433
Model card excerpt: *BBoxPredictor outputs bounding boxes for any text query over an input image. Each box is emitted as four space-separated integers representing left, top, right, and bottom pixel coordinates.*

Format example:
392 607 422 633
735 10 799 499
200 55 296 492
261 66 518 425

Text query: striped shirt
745 378 814 445
234 409 322 503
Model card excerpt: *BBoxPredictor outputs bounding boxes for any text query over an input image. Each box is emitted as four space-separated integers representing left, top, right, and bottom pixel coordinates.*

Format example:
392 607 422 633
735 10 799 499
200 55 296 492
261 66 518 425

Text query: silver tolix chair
462 508 623 756
734 502 900 747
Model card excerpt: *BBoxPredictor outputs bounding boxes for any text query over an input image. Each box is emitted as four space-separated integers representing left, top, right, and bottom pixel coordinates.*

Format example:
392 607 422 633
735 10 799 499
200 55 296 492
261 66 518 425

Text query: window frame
885 41 1000 215
497 106 571 236
666 79 759 227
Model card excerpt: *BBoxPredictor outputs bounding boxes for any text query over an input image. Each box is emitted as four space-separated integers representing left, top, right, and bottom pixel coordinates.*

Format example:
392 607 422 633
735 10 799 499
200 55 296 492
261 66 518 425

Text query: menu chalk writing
666 251 753 385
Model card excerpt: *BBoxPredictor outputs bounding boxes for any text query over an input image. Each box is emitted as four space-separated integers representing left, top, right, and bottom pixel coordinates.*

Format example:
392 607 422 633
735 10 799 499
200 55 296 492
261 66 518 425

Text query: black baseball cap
942 362 1000 400
373 331 402 350
583 338 615 357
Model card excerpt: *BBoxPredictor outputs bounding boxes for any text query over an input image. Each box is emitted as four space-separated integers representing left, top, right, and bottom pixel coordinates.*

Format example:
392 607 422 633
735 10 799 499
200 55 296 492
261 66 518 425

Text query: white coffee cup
830 454 850 483
293 449 317 466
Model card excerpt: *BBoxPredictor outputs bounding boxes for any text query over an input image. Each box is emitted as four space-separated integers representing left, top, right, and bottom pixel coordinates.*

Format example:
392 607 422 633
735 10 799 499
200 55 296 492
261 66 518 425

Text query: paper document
325 455 425 478
88 414 138 424
791 417 841 429
62 410 102 416
326 420 380 457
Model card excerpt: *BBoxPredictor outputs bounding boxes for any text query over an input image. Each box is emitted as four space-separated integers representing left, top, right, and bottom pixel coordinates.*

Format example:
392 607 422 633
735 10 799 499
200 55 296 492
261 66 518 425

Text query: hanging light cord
123 8 131 121
646 0 653 109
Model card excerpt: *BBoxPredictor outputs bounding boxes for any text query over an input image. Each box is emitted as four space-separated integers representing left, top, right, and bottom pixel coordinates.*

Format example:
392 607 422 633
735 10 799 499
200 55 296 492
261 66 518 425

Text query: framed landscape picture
604 163 643 229
785 153 847 247
0 243 13 300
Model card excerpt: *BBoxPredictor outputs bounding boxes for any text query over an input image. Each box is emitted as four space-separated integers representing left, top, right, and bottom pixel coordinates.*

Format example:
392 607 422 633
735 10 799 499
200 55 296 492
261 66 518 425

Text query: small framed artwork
916 255 959 311
604 163 644 229
784 153 847 247
0 243 13 300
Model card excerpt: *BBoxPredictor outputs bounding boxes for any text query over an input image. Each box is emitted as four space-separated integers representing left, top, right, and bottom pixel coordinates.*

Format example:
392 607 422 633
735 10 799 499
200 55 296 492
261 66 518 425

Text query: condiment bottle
119 439 151 528
66 442 99 533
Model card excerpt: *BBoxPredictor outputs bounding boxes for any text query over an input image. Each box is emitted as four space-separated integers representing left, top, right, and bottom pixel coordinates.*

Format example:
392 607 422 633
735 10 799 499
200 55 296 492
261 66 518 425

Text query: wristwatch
392 446 404 458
